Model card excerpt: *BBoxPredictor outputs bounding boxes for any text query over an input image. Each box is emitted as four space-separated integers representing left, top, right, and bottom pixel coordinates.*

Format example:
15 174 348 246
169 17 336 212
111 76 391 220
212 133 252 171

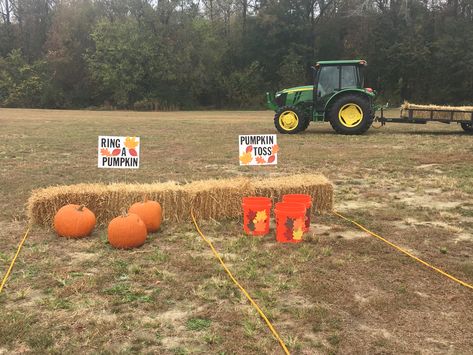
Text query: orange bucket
282 194 312 231
274 202 306 243
242 197 272 236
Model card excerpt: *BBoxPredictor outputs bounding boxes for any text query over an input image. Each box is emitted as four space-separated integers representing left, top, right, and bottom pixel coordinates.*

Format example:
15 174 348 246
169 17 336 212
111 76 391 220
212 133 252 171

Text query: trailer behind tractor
266 59 473 134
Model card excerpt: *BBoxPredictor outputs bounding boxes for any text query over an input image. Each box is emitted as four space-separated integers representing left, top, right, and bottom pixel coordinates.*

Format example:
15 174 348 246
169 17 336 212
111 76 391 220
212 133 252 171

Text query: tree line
0 0 472 110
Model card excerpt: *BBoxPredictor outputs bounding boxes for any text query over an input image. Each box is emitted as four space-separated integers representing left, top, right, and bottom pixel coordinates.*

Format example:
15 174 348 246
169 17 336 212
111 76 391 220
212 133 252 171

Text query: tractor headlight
274 93 286 107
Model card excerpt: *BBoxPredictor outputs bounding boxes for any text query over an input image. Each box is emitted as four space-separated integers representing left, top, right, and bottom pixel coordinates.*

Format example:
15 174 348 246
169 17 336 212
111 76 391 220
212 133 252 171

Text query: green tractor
267 60 376 135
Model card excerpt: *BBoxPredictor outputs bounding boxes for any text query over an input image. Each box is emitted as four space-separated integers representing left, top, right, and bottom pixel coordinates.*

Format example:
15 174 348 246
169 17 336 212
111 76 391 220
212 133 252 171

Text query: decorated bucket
282 194 312 232
242 197 272 236
274 202 306 243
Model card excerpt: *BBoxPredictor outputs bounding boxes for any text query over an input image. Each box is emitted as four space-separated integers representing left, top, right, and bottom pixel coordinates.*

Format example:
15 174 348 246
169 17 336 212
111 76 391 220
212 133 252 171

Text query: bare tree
1 0 12 23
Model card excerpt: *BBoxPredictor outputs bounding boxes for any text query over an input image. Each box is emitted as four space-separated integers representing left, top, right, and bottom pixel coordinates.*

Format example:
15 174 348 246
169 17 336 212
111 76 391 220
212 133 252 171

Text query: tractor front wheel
274 106 307 134
461 122 473 133
328 94 372 135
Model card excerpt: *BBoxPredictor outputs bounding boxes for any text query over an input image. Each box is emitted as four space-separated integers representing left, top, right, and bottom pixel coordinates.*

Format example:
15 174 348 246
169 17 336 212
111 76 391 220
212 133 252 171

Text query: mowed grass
1 108 473 354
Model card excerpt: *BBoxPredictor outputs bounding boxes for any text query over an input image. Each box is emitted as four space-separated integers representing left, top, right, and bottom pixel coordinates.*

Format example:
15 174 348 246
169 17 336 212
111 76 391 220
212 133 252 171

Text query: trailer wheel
328 94 372 135
461 122 473 133
274 106 307 134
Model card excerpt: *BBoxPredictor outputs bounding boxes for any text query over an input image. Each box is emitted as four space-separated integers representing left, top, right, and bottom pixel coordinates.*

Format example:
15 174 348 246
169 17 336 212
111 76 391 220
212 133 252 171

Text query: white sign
98 136 140 169
238 134 278 166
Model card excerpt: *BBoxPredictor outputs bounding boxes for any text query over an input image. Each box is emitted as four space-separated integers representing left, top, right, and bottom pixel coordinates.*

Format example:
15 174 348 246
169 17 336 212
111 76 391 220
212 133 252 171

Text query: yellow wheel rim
338 103 363 128
279 110 299 131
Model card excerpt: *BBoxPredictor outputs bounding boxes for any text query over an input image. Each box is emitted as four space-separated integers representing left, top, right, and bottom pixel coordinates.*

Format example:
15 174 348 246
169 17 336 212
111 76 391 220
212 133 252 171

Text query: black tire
274 106 307 134
328 94 373 135
301 116 311 131
461 122 473 133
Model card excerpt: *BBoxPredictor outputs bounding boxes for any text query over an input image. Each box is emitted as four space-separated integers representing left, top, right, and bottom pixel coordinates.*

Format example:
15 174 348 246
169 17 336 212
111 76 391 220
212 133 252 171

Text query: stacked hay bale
27 174 333 227
401 101 473 121
253 174 333 214
27 181 184 226
184 178 254 221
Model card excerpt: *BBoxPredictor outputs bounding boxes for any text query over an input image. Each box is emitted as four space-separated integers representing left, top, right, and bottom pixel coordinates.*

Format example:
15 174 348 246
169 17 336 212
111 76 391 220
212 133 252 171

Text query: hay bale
401 101 473 121
27 181 184 227
27 174 333 227
184 177 253 221
253 174 333 214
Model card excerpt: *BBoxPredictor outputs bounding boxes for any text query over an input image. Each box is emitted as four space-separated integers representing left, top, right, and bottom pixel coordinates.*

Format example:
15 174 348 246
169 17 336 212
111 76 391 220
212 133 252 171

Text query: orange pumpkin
128 199 162 232
53 204 96 238
108 213 147 249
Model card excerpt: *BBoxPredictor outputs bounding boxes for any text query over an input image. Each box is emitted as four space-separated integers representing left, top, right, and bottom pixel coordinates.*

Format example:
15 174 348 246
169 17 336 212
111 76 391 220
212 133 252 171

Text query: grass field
1 108 473 354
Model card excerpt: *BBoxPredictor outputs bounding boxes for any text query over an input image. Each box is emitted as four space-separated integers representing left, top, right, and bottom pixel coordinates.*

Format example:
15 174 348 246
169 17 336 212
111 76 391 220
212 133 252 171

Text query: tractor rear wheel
461 122 473 133
328 94 373 135
274 106 307 134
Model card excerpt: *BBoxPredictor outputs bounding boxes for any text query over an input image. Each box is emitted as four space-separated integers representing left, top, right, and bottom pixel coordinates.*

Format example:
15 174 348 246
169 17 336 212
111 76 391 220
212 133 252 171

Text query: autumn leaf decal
246 145 253 153
285 218 294 230
255 156 266 164
272 144 279 154
124 137 139 149
267 155 276 164
239 152 253 165
292 228 303 240
293 218 305 231
254 210 267 222
282 216 304 241
283 227 293 241
101 148 112 157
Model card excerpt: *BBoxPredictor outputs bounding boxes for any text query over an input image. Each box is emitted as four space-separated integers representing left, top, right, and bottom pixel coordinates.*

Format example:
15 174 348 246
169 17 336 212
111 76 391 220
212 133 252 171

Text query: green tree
44 0 98 107
222 61 266 108
278 51 308 88
0 49 52 107
86 18 159 107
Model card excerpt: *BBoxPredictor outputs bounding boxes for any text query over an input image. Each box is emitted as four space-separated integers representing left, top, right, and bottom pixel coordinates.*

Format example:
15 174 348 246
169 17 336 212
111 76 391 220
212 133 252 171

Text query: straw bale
184 177 254 221
27 174 333 227
401 101 473 121
27 181 184 227
253 174 333 214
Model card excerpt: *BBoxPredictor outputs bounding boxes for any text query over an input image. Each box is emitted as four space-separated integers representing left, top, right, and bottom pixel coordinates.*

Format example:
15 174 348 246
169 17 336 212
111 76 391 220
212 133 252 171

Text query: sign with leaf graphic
239 134 278 166
98 136 140 169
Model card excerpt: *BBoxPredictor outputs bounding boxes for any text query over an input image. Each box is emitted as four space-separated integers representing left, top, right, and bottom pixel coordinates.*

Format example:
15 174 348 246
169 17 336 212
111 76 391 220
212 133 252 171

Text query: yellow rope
0 228 30 294
333 211 473 291
190 210 290 355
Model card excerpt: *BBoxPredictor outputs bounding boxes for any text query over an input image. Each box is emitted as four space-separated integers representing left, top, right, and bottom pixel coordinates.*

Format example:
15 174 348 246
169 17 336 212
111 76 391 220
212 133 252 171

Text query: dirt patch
336 200 382 211
68 252 99 264
391 191 465 210
454 233 473 242
415 163 440 170
394 218 463 232
393 217 473 243
314 223 368 240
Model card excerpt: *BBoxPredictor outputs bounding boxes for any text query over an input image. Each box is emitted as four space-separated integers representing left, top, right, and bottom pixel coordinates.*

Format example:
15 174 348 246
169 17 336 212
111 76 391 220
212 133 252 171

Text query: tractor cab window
317 66 338 97
341 65 359 88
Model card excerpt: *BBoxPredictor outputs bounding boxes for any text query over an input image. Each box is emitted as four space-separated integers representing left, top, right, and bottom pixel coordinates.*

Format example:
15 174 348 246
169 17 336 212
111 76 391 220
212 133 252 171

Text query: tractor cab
267 59 376 135
315 60 367 110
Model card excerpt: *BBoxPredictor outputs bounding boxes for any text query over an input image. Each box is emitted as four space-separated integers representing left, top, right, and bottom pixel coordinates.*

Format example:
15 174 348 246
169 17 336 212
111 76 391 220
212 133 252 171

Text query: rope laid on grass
0 228 30 294
333 211 473 291
190 210 290 355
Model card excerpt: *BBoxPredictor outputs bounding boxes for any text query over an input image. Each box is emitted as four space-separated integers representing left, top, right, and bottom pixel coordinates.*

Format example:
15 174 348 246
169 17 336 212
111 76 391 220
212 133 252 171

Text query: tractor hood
277 85 314 95
267 85 314 111
266 85 314 111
